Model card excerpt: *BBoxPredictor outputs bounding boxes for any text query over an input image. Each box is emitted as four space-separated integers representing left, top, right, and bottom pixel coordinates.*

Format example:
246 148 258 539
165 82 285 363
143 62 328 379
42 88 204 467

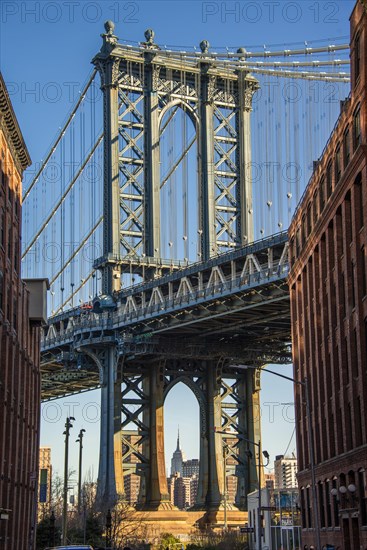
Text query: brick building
288 2 367 548
122 433 141 505
168 473 192 509
0 73 47 549
274 454 298 489
38 447 52 520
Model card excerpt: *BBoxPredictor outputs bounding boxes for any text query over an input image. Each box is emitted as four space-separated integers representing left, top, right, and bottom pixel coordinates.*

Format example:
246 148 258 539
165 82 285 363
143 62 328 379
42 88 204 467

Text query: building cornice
0 72 31 175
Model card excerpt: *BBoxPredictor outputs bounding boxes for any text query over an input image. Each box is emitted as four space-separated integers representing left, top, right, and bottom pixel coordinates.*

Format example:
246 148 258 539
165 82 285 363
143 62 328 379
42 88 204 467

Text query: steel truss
92 27 259 292
41 233 291 505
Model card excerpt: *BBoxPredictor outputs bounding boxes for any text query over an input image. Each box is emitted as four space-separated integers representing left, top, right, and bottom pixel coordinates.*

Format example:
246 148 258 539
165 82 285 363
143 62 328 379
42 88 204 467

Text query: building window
361 246 366 297
326 161 332 199
0 163 4 189
354 173 364 230
326 480 332 527
332 478 340 527
356 397 363 447
0 271 3 311
300 488 306 527
359 470 367 525
302 215 306 244
14 196 19 219
352 261 356 308
313 190 318 224
0 207 4 247
335 146 341 184
319 176 325 212
307 204 312 235
7 179 12 204
13 297 17 331
7 226 11 258
354 32 361 84
6 286 10 321
306 487 312 527
343 127 350 168
296 228 301 256
353 105 361 151
319 482 325 528
345 190 352 244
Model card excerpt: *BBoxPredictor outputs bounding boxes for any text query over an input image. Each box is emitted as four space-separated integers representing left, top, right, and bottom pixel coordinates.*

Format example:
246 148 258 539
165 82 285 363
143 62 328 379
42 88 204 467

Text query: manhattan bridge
22 22 350 514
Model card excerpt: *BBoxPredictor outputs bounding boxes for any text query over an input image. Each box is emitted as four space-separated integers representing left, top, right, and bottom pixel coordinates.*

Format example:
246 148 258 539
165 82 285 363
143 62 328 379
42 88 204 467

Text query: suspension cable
22 134 103 259
23 69 97 202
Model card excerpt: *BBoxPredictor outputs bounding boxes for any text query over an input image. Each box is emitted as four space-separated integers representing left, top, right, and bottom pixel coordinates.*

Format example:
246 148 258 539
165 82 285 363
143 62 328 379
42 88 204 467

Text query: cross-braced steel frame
59 24 269 509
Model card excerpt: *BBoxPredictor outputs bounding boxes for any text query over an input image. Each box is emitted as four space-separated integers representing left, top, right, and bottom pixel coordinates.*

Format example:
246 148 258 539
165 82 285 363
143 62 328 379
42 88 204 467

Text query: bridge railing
42 258 289 348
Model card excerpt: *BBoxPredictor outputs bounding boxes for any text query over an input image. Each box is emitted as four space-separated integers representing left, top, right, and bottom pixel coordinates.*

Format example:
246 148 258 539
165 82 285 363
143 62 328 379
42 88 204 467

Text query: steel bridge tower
91 21 261 509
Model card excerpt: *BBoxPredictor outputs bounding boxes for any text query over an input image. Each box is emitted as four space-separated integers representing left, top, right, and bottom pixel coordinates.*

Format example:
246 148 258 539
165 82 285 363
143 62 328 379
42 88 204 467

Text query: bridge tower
91 21 262 509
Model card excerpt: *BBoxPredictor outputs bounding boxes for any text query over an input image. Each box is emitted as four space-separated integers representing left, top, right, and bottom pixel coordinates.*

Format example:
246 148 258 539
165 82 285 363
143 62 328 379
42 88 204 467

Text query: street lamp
62 416 75 545
251 439 269 550
215 428 269 549
76 428 86 515
231 364 321 550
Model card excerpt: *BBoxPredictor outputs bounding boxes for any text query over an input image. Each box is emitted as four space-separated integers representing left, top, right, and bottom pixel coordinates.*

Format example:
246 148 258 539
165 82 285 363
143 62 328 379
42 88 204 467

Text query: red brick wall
0 128 41 550
288 3 367 548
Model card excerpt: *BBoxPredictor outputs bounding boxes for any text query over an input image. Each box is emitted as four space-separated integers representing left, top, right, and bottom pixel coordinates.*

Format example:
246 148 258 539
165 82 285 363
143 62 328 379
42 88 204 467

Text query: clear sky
0 0 354 484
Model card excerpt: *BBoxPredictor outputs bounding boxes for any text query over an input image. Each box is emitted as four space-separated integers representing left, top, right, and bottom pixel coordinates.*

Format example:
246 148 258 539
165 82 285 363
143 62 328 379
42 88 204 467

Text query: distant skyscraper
170 429 186 476
274 454 298 489
182 459 199 477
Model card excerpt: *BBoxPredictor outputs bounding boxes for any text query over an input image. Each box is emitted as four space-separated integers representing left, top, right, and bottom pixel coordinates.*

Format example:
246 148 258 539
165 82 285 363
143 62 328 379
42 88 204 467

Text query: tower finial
176 426 180 450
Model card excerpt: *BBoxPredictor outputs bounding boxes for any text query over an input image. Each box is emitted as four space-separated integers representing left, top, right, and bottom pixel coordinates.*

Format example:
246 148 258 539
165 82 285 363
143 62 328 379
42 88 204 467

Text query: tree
105 497 148 549
158 532 181 550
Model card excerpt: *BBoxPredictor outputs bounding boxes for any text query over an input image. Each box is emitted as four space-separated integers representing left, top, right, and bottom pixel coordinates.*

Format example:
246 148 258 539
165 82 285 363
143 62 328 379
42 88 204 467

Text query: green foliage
35 516 61 550
158 532 181 549
186 531 249 550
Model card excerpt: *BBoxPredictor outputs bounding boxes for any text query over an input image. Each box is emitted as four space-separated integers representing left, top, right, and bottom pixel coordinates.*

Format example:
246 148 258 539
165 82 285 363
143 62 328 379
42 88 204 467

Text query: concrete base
135 509 248 540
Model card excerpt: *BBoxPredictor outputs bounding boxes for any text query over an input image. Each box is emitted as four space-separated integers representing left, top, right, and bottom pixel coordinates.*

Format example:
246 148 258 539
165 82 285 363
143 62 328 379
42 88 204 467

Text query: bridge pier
140 362 173 510
97 347 124 505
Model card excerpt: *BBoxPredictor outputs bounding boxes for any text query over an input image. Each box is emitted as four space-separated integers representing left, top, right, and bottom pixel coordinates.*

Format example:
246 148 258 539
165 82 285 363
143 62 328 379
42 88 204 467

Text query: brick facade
288 3 367 548
0 73 42 550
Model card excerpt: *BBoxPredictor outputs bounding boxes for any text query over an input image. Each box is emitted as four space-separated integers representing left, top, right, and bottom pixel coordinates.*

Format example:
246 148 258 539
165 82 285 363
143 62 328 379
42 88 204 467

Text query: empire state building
170 430 186 475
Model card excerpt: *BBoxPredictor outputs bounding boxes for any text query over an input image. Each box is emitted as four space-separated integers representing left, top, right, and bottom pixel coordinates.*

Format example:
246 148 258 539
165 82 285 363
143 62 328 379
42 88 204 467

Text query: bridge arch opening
159 103 199 263
164 379 200 508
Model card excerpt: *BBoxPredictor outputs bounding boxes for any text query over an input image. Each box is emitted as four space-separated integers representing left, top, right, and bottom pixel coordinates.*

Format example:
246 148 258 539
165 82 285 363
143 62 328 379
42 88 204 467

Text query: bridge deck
41 233 291 400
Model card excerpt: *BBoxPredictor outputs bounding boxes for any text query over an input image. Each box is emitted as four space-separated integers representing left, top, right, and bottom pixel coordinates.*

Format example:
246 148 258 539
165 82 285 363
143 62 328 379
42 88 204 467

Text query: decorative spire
176 427 180 451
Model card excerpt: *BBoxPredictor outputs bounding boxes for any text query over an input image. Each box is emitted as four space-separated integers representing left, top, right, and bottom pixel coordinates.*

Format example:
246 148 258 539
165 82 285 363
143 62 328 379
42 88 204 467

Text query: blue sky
0 0 354 482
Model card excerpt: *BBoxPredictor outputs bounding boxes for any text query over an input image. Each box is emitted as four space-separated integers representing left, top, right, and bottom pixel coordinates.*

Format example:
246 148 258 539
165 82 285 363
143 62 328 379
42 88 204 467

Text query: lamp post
230 364 321 550
215 428 269 549
76 428 86 515
62 416 75 545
